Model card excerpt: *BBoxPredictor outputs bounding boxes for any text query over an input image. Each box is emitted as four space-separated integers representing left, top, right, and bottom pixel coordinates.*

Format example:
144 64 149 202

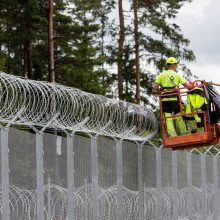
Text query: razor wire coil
0 72 157 141
7 185 217 220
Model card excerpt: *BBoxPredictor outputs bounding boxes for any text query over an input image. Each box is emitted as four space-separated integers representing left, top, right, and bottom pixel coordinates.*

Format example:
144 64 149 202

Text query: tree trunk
48 2 60 219
24 46 28 79
26 39 33 79
133 0 140 104
24 20 33 79
117 0 125 100
48 0 55 83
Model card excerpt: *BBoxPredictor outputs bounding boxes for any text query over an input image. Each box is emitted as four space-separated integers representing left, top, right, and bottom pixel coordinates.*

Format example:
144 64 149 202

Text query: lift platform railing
158 83 220 149
158 84 214 134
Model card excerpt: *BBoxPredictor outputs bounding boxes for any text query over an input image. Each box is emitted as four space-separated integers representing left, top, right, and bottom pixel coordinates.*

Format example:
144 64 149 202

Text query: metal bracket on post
66 117 90 133
121 126 136 140
1 107 25 129
41 113 59 133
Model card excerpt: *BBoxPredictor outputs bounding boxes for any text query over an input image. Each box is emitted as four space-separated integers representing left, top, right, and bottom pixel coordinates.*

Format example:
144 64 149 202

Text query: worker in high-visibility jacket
186 86 208 133
153 57 192 137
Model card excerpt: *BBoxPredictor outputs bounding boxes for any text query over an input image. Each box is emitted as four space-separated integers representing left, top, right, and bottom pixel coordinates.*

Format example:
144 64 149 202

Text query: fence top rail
0 72 157 141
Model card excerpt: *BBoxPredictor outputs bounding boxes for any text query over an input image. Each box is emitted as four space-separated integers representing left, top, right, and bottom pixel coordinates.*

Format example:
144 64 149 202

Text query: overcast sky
176 0 220 82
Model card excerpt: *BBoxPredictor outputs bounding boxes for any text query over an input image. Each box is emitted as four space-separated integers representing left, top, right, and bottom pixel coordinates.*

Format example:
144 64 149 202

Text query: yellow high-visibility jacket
186 88 208 121
155 70 186 101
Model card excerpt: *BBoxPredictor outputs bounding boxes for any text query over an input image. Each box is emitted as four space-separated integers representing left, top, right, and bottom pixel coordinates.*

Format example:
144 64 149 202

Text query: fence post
91 135 99 220
35 113 59 220
138 143 144 220
116 139 123 220
187 152 193 219
36 131 44 220
67 133 75 220
47 178 51 220
156 148 162 220
84 178 88 220
172 150 178 220
1 127 10 220
213 156 219 220
201 154 207 220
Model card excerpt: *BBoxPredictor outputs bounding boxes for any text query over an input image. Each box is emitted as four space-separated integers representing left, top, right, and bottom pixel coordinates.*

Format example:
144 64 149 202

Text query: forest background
0 0 196 108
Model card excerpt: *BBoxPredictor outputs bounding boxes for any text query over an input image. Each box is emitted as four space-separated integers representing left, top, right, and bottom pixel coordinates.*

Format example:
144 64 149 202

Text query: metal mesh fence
2 71 220 219
9 128 36 189
1 127 220 219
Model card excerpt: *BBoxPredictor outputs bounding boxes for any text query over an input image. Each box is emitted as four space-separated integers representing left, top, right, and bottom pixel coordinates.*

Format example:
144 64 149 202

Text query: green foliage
103 0 195 104
138 0 195 73
0 55 7 72
0 0 195 99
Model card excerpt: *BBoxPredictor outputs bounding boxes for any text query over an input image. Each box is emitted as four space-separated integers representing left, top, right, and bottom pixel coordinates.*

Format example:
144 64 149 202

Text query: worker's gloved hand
188 81 194 90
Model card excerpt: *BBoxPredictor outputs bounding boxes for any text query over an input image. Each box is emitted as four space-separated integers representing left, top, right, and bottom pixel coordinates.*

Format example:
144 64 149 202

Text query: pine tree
51 0 112 95
0 0 195 101
125 0 195 104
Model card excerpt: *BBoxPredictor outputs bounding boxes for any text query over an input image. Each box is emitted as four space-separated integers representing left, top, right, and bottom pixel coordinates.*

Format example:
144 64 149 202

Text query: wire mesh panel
44 132 67 188
192 152 202 188
74 134 92 188
97 136 116 189
43 131 68 219
1 127 220 220
97 136 117 220
177 151 187 190
206 154 214 185
9 128 36 189
143 145 157 220
9 128 37 220
122 141 138 191
122 141 138 220
161 149 172 220
143 145 156 188
73 134 92 220
161 149 172 188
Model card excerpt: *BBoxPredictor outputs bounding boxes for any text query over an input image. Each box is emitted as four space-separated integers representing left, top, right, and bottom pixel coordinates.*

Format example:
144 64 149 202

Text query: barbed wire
0 72 157 141
6 184 216 219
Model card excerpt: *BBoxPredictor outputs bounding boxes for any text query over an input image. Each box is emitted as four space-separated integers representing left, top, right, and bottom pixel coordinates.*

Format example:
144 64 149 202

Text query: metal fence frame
0 72 220 219
1 126 220 219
